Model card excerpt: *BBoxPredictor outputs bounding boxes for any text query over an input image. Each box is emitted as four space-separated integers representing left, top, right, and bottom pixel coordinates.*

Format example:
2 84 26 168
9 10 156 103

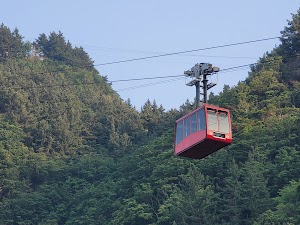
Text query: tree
140 99 165 137
157 166 220 225
36 31 94 69
217 160 243 225
0 23 30 62
278 9 300 58
255 180 300 225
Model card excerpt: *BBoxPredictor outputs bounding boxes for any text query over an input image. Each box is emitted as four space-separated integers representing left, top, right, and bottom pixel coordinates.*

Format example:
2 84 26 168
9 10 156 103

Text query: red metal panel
177 138 231 159
174 130 206 155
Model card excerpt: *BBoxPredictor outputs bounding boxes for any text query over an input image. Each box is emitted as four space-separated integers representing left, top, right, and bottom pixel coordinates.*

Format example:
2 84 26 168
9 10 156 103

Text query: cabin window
219 113 230 133
184 117 191 138
197 108 206 130
207 109 218 131
191 113 197 133
176 121 183 144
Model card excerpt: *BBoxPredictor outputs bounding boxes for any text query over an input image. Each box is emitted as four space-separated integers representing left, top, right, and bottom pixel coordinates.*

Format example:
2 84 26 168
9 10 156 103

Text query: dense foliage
0 9 300 225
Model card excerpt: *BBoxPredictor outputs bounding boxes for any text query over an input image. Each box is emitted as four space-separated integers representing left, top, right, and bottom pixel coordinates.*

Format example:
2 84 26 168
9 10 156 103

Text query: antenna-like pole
203 73 208 103
195 80 200 107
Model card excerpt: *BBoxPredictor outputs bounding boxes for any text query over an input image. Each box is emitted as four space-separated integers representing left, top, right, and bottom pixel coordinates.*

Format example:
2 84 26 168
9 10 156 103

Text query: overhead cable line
114 67 252 92
111 60 282 91
1 81 103 91
109 60 281 83
22 39 258 59
0 56 284 91
109 74 184 83
0 36 283 81
220 64 257 72
114 68 251 92
93 37 280 66
117 77 185 92
81 45 258 59
0 50 287 94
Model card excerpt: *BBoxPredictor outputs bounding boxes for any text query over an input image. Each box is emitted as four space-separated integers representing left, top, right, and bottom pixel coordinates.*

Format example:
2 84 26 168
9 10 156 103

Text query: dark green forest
0 9 300 225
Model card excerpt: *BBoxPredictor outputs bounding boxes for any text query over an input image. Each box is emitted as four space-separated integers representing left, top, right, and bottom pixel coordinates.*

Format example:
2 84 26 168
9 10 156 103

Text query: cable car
174 104 232 159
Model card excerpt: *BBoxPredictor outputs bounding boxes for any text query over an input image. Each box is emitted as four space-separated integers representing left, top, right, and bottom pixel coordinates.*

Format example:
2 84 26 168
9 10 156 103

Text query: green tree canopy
0 23 31 62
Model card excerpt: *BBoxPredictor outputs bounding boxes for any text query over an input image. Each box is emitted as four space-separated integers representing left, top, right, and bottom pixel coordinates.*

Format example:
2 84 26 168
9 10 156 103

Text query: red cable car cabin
174 104 232 159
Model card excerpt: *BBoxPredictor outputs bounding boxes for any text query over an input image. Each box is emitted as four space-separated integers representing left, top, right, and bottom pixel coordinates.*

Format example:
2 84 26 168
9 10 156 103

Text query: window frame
176 120 183 144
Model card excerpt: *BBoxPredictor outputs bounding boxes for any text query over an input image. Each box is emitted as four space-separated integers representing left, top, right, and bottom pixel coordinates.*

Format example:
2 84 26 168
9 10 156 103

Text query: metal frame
184 63 219 107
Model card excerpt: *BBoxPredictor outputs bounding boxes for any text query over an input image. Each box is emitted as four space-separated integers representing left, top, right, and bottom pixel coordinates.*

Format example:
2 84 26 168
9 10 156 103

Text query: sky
1 1 300 110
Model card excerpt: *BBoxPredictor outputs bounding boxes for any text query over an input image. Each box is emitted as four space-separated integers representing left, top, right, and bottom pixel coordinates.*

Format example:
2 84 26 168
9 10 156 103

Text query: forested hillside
0 9 300 225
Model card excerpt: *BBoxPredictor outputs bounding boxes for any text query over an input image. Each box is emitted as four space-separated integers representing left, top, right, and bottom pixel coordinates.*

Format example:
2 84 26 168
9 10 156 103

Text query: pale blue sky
1 1 300 110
